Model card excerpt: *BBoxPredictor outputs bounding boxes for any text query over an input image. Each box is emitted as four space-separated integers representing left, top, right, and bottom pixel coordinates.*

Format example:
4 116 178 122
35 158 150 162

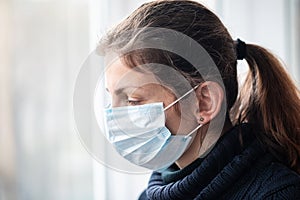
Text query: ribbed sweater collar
145 123 267 200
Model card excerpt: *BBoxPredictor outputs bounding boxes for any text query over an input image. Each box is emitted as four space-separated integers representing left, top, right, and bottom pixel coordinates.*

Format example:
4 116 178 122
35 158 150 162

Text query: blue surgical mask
104 86 202 171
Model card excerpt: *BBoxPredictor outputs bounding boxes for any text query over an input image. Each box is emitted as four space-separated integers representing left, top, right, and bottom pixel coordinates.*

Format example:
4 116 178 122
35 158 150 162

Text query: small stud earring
199 117 204 122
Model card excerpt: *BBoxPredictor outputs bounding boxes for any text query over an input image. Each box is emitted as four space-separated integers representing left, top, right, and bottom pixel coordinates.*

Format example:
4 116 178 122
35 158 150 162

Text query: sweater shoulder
223 159 300 199
253 162 300 199
138 189 148 200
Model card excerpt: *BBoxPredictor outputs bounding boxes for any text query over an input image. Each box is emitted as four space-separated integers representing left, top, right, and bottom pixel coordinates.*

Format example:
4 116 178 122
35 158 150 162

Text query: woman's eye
126 100 141 106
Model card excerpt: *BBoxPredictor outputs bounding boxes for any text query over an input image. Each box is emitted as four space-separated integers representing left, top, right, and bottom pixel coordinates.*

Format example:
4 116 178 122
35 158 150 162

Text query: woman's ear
195 81 224 124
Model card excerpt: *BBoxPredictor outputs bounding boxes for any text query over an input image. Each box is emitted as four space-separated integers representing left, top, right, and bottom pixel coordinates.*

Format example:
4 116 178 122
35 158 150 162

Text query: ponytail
232 44 300 173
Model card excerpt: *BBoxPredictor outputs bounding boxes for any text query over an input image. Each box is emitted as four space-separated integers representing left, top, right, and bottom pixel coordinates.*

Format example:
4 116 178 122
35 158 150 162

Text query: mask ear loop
184 124 203 139
163 84 200 111
161 84 203 138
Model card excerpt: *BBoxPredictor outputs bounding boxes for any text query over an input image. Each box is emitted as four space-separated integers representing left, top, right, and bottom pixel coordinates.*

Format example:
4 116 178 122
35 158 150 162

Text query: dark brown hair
99 0 300 172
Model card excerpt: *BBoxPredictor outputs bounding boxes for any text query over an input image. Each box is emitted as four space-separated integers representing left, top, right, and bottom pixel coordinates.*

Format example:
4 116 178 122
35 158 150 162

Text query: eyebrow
106 86 141 95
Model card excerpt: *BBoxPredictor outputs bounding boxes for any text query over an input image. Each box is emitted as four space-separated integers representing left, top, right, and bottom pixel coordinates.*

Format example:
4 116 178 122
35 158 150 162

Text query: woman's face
105 58 199 135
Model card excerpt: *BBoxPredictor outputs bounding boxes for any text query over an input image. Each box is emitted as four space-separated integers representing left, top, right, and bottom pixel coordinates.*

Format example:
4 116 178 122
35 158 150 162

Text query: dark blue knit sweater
138 123 300 200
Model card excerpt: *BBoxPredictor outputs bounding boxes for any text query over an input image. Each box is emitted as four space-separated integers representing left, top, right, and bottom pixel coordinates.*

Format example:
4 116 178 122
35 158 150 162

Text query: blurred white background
0 0 299 199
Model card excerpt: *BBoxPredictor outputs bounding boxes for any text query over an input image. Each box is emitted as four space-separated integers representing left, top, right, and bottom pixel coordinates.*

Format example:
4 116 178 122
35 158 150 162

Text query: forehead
105 58 161 91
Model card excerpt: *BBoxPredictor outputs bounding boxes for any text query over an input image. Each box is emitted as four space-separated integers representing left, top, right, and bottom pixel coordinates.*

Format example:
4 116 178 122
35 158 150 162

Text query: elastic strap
236 38 247 60
164 84 200 111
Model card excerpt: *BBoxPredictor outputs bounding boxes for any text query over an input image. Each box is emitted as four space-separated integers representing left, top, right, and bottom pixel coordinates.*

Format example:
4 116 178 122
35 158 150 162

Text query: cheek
164 107 182 135
145 84 184 134
165 102 199 135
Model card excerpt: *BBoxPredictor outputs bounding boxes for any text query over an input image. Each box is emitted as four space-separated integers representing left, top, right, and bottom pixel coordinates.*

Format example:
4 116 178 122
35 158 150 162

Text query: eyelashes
126 99 142 106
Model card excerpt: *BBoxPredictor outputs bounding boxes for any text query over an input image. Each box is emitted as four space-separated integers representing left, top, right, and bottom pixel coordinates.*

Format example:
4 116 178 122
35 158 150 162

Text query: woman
99 0 300 199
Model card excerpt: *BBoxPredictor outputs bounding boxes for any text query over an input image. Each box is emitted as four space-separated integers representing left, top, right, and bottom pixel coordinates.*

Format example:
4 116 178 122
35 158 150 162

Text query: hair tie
236 39 247 60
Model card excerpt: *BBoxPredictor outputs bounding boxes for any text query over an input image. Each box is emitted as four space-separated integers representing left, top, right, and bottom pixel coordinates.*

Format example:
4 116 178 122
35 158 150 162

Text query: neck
176 119 233 169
